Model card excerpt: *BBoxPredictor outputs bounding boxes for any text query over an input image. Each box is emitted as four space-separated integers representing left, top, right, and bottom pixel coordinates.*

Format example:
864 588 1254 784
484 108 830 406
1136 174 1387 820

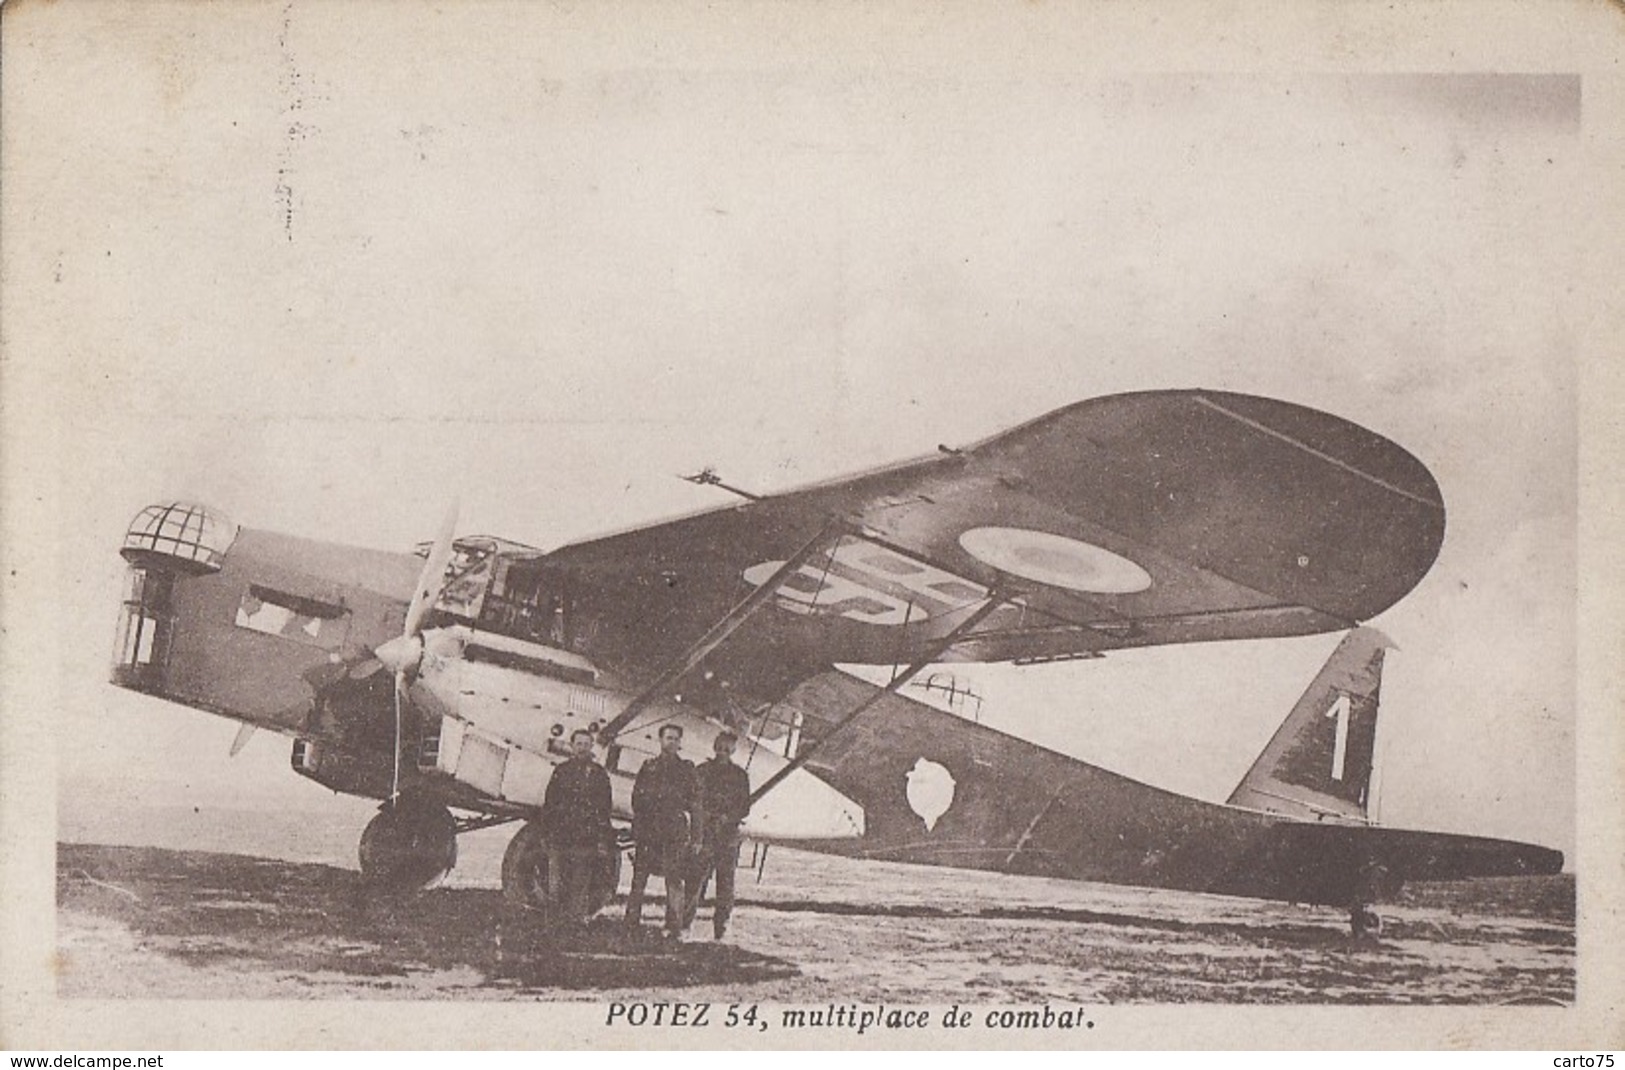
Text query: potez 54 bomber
110 389 1560 932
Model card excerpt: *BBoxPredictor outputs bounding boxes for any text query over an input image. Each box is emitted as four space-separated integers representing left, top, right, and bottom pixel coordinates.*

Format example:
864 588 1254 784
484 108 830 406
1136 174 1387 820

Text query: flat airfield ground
54 804 1573 1004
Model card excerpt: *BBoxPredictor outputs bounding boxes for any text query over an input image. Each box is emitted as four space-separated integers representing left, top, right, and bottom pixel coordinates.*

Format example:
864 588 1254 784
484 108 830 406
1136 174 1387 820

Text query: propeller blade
299 652 383 701
300 658 350 694
265 694 316 730
402 501 460 639
389 501 458 804
228 722 257 757
346 657 385 681
391 673 407 803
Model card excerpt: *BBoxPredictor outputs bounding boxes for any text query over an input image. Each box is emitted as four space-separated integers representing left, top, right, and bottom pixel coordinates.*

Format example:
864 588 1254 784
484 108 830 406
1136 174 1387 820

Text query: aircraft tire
502 824 622 917
358 796 458 891
1349 904 1384 939
501 821 553 913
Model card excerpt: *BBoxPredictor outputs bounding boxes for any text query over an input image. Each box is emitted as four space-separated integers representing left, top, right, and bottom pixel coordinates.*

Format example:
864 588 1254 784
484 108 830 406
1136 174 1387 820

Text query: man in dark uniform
623 723 700 938
686 730 752 940
540 728 613 928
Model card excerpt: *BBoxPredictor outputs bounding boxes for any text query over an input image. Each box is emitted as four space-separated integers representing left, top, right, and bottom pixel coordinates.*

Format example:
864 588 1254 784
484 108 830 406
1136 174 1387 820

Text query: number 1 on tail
1325 692 1351 781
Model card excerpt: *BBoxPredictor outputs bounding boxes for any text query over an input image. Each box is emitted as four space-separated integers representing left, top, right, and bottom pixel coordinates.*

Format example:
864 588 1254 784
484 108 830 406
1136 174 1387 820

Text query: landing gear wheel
501 821 553 912
501 823 622 917
358 796 457 891
1349 858 1390 938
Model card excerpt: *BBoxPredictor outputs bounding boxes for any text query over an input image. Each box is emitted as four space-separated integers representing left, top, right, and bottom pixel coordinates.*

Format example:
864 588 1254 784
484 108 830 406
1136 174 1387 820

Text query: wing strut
598 518 846 744
746 593 1011 805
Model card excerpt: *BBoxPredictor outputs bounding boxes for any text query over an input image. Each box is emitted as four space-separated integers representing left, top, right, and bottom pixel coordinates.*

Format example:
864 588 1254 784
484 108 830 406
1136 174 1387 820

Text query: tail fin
1225 628 1393 823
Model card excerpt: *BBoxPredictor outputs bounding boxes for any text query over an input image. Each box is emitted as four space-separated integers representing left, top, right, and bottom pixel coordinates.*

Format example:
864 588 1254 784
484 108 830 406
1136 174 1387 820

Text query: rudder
1225 628 1392 823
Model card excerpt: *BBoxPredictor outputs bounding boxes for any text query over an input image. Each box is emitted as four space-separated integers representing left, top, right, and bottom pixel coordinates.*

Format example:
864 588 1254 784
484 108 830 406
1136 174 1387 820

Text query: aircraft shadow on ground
57 843 799 992
739 894 1573 951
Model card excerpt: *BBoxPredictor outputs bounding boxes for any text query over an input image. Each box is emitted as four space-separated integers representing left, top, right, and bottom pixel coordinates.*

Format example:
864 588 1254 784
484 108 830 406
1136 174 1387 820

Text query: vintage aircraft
109 389 1560 930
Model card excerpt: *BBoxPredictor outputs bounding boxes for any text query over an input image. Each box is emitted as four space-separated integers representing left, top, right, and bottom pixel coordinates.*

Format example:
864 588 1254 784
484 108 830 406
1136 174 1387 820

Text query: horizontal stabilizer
1235 822 1564 906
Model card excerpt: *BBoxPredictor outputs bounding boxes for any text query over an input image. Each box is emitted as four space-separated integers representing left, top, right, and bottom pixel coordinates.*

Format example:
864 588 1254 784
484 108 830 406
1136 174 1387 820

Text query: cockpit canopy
414 537 593 654
121 502 237 574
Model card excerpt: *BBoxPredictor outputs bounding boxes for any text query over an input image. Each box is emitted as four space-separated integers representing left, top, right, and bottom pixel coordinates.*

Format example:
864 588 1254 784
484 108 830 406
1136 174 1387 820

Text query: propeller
405 503 461 639
374 502 460 803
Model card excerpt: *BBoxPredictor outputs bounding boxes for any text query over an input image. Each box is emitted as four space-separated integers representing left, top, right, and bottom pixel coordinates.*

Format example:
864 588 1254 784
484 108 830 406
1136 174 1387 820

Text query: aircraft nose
374 634 423 677
743 766 866 841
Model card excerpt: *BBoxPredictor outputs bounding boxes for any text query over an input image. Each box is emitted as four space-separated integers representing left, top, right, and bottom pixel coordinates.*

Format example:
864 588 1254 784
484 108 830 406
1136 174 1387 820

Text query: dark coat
541 756 613 847
697 756 751 836
630 752 699 846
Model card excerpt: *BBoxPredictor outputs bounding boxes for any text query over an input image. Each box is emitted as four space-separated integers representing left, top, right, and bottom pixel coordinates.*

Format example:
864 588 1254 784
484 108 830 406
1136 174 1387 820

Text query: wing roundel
544 390 1445 689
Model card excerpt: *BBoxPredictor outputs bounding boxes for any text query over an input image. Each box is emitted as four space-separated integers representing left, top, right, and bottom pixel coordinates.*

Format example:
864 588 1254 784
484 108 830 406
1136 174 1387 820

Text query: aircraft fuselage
111 506 864 843
773 670 1563 908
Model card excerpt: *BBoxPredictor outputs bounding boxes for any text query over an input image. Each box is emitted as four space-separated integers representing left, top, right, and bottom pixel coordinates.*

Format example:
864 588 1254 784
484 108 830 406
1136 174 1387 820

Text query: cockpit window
436 552 493 621
413 536 539 624
408 537 591 652
478 557 582 649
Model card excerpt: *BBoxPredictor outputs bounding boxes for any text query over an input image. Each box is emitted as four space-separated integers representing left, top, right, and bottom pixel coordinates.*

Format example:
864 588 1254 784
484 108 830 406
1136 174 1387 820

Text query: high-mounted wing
542 390 1444 697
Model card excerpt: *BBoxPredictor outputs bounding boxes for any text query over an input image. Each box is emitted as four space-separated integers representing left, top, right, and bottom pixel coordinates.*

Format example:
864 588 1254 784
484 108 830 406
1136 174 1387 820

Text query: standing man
623 723 700 938
687 730 752 940
540 728 614 928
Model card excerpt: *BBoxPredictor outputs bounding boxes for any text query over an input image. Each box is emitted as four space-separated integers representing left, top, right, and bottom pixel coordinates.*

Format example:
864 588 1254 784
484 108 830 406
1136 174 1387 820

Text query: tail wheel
1349 858 1389 937
358 795 457 891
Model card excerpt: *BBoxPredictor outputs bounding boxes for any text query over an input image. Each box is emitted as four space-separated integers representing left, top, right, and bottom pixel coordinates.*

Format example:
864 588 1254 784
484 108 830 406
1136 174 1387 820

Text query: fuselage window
234 584 349 650
112 567 176 688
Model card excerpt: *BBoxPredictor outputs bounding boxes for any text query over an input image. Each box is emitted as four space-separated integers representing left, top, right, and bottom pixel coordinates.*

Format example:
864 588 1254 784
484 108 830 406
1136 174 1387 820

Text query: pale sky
5 5 1583 859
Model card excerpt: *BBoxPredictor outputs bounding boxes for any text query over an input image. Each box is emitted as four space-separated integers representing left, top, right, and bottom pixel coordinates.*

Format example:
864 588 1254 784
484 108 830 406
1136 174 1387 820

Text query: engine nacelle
291 737 394 799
